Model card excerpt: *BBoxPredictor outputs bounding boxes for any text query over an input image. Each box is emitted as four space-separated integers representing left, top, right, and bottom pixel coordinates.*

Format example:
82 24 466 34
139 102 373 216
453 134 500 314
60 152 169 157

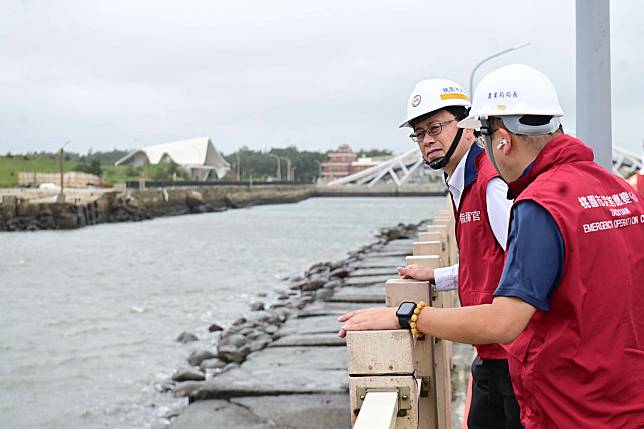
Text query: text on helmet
488 91 519 99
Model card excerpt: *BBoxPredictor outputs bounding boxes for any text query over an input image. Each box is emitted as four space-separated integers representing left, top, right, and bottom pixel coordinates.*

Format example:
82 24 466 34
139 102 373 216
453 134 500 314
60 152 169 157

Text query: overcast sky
1 0 642 156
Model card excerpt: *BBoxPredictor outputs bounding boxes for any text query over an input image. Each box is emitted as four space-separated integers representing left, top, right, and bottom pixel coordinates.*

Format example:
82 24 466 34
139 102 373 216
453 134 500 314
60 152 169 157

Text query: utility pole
280 157 292 181
236 152 241 181
58 140 70 203
576 0 612 170
269 153 281 180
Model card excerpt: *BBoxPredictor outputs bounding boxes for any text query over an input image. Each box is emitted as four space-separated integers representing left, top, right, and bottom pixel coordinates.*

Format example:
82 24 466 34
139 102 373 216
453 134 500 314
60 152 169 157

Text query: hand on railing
337 307 399 338
397 264 435 282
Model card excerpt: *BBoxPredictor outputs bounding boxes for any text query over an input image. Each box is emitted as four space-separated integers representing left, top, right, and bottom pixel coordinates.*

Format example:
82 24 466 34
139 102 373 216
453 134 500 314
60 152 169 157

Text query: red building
321 144 357 180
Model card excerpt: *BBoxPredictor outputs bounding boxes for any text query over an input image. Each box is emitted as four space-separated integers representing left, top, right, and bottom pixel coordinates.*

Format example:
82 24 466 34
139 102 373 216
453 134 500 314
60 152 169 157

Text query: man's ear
497 128 513 155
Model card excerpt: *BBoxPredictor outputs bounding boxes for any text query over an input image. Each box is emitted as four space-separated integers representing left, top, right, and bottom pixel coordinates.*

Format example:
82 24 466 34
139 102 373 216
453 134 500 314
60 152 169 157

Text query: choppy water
0 196 442 429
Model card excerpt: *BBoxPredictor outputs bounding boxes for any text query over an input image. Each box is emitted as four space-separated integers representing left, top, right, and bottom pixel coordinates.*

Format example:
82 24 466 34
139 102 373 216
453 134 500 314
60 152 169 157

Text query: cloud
0 0 641 156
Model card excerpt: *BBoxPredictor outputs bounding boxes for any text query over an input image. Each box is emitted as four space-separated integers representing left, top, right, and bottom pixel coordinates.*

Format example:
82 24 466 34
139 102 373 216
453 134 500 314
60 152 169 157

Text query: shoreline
152 220 470 429
0 185 314 232
0 184 446 232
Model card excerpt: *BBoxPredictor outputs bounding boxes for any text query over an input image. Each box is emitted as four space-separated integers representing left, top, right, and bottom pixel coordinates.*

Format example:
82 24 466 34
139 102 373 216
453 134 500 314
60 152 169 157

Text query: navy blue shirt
493 200 565 311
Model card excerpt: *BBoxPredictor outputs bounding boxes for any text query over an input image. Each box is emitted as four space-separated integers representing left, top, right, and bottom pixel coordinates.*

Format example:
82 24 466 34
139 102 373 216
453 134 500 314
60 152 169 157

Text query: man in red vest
338 64 644 428
397 79 520 428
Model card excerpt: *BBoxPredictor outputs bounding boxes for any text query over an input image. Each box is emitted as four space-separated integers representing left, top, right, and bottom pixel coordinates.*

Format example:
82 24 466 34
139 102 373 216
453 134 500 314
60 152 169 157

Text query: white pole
576 0 612 170
353 392 399 429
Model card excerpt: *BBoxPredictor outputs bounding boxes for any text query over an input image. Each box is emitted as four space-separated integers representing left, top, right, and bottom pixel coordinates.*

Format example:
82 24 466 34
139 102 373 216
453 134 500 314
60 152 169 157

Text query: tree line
4 147 393 182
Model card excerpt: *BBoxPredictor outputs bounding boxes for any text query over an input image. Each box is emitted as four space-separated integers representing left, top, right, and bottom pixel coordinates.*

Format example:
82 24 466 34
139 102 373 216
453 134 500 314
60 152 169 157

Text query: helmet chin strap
425 127 464 170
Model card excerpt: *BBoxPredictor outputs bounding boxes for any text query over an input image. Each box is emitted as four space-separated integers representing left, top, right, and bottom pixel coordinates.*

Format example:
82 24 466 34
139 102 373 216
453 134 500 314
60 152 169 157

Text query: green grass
0 155 77 187
101 165 142 184
0 156 189 187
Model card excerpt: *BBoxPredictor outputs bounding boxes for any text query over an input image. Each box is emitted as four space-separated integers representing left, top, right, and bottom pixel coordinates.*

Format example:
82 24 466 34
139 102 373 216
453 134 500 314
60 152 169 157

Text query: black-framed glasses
409 119 456 143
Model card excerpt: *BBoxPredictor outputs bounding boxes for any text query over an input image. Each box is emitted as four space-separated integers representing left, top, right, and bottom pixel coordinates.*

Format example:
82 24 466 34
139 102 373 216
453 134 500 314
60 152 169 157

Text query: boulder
299 278 326 291
232 317 247 326
199 358 227 370
176 332 199 343
172 368 205 382
187 349 217 367
250 301 265 311
173 381 205 397
220 334 247 348
217 345 250 364
314 288 334 301
208 323 224 332
329 267 352 278
323 279 343 289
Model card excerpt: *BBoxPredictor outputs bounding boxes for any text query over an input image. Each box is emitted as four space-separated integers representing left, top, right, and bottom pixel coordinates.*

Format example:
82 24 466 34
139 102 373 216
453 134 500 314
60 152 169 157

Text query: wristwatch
396 301 417 330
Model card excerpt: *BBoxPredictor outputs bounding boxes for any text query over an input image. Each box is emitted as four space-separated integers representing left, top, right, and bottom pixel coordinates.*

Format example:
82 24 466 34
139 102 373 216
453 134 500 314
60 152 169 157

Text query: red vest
454 147 507 359
505 135 644 428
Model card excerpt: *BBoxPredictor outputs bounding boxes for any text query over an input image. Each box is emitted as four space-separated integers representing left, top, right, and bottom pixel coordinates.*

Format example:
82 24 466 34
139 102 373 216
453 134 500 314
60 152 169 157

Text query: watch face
397 302 416 317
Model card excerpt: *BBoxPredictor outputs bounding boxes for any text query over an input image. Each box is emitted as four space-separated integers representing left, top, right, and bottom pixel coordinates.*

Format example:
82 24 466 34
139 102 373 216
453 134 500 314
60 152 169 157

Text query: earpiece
496 139 508 150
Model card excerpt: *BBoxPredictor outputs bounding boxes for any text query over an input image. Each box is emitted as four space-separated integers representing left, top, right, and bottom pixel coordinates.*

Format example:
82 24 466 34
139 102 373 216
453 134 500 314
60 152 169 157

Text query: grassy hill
0 155 186 187
0 155 76 187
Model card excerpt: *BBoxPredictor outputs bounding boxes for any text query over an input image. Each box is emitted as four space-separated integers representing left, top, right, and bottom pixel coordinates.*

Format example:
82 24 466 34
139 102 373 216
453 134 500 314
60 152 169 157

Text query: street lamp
268 153 281 180
469 43 530 98
280 157 292 181
58 140 70 202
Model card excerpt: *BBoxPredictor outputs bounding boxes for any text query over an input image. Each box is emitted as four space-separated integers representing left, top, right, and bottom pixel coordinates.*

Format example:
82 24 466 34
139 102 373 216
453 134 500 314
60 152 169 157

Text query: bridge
324 145 641 188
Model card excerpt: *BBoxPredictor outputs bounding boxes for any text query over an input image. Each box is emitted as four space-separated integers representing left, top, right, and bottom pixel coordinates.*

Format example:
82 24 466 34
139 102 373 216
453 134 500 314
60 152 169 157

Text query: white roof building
115 137 231 181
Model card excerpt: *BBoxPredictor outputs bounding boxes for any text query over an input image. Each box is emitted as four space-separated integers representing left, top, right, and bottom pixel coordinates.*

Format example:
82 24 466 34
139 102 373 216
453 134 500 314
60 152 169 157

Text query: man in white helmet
338 64 644 428
400 78 522 428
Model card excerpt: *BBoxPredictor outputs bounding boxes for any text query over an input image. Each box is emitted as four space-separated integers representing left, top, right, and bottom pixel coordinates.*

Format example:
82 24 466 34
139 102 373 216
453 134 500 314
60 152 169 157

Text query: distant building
320 145 393 180
350 155 393 174
321 144 357 180
115 137 230 181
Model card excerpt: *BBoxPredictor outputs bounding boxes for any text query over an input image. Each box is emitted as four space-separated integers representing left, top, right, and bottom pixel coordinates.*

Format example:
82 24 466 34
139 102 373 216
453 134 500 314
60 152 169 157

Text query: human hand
397 264 435 282
337 307 399 338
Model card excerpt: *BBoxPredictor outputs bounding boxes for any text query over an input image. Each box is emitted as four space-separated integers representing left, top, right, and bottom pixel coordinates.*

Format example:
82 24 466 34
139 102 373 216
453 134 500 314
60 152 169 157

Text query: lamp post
58 140 70 202
469 43 530 98
236 152 241 181
269 153 281 180
280 157 292 181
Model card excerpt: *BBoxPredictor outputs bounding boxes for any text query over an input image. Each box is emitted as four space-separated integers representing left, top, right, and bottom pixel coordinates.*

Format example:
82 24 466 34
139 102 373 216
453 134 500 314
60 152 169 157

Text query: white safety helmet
458 64 564 135
399 78 471 128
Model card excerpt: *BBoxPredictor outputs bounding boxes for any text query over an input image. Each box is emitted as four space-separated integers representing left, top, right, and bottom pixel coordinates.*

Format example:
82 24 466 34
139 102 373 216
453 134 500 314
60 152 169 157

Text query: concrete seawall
0 185 315 232
134 184 314 216
0 182 448 232
315 183 447 197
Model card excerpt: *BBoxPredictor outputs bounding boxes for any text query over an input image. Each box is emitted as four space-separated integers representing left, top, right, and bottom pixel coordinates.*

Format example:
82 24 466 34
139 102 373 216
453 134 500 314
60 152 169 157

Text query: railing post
346 197 459 429
385 279 438 429
407 232 452 429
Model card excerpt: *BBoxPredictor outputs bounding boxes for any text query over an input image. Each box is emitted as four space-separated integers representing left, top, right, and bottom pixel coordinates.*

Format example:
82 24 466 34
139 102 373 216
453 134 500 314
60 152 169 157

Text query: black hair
410 106 469 128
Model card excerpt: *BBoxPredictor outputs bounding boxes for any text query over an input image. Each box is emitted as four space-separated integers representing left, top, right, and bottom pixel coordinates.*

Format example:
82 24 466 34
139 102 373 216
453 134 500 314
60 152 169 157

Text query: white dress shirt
434 147 513 291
